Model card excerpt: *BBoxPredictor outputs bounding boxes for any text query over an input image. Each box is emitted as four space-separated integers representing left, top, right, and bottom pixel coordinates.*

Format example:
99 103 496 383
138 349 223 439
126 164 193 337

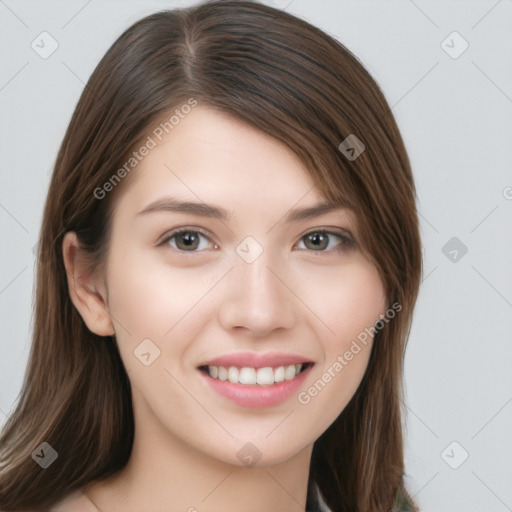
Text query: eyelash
157 227 355 256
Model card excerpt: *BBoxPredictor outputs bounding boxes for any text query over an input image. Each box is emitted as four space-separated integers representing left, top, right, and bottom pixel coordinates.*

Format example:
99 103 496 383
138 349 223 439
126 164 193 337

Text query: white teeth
205 363 305 385
256 367 274 386
274 366 285 383
239 367 257 384
228 366 239 383
284 365 297 380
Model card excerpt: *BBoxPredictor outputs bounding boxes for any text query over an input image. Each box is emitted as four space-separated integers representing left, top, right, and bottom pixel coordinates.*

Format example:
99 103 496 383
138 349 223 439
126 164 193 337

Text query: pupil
179 232 198 249
308 233 327 250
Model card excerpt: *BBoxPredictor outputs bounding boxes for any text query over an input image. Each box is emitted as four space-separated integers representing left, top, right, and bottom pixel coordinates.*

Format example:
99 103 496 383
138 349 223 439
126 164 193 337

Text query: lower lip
199 364 314 408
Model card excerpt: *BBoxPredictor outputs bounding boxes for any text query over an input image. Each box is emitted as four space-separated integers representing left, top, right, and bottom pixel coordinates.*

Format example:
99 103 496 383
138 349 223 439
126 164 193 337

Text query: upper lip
199 352 314 369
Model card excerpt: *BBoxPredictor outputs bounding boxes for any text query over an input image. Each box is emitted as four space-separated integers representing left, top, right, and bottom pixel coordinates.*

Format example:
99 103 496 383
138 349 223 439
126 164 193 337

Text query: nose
217 251 297 338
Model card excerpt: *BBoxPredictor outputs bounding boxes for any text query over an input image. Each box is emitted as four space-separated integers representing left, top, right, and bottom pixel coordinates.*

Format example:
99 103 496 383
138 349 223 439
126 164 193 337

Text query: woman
0 1 422 510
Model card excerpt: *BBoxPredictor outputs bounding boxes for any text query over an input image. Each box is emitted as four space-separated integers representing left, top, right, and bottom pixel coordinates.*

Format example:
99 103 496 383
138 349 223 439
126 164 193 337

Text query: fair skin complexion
61 105 387 512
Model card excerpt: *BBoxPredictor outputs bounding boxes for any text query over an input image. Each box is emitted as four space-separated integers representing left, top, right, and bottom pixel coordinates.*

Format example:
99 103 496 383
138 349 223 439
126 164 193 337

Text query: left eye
296 231 353 252
159 229 353 253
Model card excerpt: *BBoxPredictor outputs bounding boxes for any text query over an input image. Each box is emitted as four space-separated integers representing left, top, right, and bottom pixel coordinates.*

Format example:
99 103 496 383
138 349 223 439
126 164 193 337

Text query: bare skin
60 105 387 512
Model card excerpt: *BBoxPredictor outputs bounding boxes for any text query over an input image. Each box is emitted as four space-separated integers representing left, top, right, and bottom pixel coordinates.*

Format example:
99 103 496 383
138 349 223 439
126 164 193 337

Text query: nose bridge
218 238 296 335
239 250 278 300
235 234 280 296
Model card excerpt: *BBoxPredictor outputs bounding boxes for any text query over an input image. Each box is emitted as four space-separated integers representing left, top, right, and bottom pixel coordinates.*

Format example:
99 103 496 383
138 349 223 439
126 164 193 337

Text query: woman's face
97 105 387 466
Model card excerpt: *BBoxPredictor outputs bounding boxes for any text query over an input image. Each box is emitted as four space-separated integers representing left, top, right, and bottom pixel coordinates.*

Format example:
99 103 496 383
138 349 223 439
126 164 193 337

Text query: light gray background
1 1 511 511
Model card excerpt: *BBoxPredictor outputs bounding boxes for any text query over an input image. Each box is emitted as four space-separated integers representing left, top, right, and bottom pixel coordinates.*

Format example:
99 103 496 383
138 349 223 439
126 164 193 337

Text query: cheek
106 247 210 332
104 249 222 392
295 261 385 417
105 247 229 373
336 265 386 341
296 258 386 344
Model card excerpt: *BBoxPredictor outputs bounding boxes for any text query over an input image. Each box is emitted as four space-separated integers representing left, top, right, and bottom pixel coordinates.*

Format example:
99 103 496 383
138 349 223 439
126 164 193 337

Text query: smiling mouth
198 363 313 386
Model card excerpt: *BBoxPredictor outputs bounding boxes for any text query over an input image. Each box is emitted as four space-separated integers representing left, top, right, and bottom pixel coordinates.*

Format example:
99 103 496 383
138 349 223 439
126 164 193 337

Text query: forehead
114 105 326 213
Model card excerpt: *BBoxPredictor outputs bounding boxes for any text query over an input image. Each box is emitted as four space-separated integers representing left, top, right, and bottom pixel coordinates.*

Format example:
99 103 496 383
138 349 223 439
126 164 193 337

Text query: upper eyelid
159 227 214 244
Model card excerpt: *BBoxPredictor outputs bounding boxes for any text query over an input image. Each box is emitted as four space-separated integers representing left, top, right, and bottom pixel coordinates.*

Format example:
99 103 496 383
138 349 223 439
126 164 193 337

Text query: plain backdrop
0 1 511 511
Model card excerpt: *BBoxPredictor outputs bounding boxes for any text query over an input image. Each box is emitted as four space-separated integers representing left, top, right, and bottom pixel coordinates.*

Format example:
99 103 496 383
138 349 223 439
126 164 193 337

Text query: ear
62 231 115 337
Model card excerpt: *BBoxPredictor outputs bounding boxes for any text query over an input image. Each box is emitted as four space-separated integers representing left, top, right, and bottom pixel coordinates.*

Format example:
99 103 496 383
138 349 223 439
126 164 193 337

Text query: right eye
159 228 218 253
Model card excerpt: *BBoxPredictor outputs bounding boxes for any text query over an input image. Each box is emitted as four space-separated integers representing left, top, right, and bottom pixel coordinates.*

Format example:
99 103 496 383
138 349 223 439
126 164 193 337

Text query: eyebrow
136 196 347 224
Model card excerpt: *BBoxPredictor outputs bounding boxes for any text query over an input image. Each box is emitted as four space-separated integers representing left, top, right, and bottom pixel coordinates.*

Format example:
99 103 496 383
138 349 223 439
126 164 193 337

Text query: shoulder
50 489 100 512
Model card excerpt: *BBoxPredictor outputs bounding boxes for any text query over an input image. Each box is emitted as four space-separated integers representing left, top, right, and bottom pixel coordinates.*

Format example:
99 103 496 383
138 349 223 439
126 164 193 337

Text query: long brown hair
0 1 422 510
